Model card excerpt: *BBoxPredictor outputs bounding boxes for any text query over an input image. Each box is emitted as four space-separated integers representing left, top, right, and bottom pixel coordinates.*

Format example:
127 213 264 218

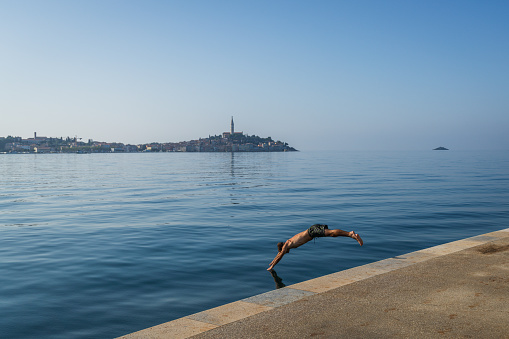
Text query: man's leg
325 229 363 246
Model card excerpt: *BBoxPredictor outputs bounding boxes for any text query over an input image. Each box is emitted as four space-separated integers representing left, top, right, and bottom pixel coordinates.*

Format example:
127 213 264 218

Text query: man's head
277 242 284 252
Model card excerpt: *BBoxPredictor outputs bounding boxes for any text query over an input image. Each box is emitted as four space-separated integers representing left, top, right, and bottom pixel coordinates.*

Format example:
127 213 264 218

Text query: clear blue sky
1 0 508 150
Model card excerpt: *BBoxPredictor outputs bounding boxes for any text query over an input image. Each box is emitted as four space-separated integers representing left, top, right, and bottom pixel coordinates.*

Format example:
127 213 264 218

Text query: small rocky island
433 147 449 150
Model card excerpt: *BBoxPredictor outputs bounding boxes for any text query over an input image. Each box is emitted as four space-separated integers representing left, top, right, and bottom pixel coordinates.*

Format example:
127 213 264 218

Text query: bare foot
350 231 363 246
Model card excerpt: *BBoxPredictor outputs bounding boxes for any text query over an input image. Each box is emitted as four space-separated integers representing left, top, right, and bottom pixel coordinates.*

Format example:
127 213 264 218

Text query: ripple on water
0 151 508 338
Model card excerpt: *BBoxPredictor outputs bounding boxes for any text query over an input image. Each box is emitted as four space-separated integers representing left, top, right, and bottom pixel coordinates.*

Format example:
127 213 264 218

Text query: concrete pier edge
118 228 509 338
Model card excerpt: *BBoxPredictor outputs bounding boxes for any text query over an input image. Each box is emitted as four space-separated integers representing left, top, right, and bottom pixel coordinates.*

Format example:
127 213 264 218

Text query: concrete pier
119 228 509 338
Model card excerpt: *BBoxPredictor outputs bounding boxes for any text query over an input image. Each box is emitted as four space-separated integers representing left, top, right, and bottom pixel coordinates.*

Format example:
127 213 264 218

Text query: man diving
267 224 363 271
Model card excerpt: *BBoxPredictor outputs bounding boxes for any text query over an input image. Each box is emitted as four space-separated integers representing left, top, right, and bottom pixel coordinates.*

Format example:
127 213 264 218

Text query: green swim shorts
308 224 328 238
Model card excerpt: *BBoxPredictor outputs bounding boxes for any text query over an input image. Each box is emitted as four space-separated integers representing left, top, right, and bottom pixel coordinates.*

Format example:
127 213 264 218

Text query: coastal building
222 116 243 138
24 132 48 145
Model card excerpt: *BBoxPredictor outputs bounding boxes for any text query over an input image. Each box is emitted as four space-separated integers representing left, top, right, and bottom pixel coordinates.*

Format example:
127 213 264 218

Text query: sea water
1 151 508 338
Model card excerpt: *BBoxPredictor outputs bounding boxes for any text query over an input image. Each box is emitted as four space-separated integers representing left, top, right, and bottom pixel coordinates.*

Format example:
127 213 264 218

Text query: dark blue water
1 151 508 338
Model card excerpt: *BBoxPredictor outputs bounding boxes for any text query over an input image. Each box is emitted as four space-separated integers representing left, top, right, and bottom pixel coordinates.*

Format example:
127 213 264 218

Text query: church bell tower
231 116 234 135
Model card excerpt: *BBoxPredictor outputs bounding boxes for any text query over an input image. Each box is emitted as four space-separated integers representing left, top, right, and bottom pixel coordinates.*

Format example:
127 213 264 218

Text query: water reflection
269 269 286 289
228 152 239 205
230 152 235 177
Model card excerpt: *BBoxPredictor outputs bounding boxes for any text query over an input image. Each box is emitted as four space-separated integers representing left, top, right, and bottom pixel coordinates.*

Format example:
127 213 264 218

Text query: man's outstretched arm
267 241 289 271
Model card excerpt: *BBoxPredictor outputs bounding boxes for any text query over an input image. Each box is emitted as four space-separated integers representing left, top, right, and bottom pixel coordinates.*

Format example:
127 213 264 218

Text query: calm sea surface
1 151 508 338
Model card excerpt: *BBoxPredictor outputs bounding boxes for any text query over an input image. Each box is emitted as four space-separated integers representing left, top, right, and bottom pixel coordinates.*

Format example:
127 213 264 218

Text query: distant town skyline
1 1 508 151
2 116 252 145
0 116 297 153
